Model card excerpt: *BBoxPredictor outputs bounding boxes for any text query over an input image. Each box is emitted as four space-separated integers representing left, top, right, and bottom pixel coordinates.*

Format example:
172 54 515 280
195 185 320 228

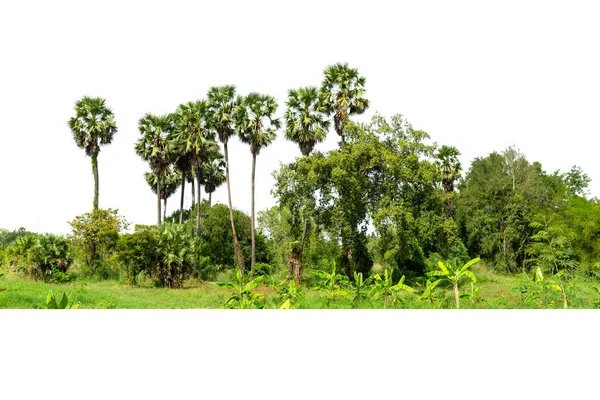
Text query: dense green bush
146 223 195 288
116 225 159 284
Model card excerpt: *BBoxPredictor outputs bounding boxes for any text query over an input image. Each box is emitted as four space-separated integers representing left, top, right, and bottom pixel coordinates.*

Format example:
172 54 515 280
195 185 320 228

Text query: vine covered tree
135 113 173 225
207 85 245 275
237 92 280 274
319 62 369 145
68 96 117 211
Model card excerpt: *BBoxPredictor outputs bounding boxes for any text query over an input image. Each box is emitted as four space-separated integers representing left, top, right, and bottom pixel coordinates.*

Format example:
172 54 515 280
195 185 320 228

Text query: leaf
216 282 238 290
535 268 544 282
279 299 291 309
58 293 70 309
437 261 449 274
462 271 477 283
46 292 57 309
460 257 481 272
72 302 81 310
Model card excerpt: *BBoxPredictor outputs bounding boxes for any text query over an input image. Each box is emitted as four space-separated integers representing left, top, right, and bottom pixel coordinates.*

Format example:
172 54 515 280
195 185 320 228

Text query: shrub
145 223 195 288
252 262 272 277
116 225 159 284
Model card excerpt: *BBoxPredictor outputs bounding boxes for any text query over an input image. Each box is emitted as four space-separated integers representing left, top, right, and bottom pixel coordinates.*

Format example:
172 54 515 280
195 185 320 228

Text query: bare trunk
209 192 212 207
163 198 167 222
179 175 185 225
91 152 99 211
191 176 196 211
224 142 244 275
157 176 161 226
250 153 256 275
195 172 202 237
454 283 460 309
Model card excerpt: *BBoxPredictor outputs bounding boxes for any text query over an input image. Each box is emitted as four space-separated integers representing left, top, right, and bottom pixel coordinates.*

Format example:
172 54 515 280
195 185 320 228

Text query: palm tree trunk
191 175 196 211
195 171 202 237
250 153 257 275
163 198 167 222
224 142 245 276
209 192 212 207
91 152 99 211
157 177 161 226
179 175 185 224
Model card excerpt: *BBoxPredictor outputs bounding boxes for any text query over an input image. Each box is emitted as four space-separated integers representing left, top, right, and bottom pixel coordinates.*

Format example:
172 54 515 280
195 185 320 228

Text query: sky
1 0 599 235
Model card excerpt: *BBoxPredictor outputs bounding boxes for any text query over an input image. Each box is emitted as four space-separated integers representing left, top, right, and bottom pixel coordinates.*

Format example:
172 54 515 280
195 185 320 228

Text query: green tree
237 92 280 275
68 96 117 211
207 85 245 275
116 225 159 285
427 257 480 309
135 113 174 225
319 62 369 145
69 209 128 276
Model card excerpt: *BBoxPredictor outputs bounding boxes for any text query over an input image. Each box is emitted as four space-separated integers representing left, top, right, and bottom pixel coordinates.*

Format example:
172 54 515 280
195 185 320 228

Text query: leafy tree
426 258 480 309
237 92 280 274
68 96 117 211
146 223 195 288
319 62 369 145
207 85 245 274
69 209 128 276
135 113 174 225
116 225 159 285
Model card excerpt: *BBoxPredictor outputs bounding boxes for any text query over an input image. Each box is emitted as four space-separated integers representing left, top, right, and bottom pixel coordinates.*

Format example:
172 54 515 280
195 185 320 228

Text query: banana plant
311 261 349 301
371 269 416 308
417 279 442 303
426 257 480 309
45 291 80 309
349 271 373 306
272 278 305 307
216 269 264 309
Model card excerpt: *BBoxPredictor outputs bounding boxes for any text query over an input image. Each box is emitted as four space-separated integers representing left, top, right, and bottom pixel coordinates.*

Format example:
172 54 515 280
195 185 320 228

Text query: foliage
272 279 306 308
145 223 195 288
348 271 373 305
512 268 576 309
216 269 264 309
69 209 128 277
370 269 414 308
44 291 80 309
116 225 159 284
311 261 349 301
426 258 480 309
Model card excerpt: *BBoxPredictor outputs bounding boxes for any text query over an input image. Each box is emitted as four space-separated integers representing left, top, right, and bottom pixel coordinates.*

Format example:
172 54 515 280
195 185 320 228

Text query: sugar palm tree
201 151 226 207
145 167 182 222
237 92 281 274
319 63 369 145
68 96 117 211
135 113 173 225
436 145 462 218
284 86 330 156
207 85 245 275
284 86 330 282
172 100 218 237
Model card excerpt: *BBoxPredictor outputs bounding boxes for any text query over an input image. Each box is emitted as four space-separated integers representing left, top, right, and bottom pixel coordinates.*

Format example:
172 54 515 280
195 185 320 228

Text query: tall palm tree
172 100 217 237
145 167 182 222
284 86 330 282
68 96 117 211
201 151 226 207
319 62 369 145
169 129 194 224
237 93 280 274
436 145 462 218
135 113 173 225
284 86 330 156
207 85 245 275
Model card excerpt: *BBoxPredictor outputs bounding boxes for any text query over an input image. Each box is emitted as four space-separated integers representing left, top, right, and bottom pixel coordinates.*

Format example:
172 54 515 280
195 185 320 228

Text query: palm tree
68 96 117 211
284 86 330 156
284 86 330 282
172 100 217 237
207 85 245 275
145 167 182 222
436 145 462 218
319 63 369 145
169 130 194 224
201 152 226 207
135 113 173 225
237 93 280 274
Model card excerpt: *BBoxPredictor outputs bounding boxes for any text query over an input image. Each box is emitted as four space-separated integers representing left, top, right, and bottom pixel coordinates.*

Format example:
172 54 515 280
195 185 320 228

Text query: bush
252 262 272 277
145 223 195 288
116 225 159 284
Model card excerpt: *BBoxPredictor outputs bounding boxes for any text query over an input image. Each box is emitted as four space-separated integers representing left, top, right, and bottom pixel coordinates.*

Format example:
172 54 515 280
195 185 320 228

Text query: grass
1 264 598 309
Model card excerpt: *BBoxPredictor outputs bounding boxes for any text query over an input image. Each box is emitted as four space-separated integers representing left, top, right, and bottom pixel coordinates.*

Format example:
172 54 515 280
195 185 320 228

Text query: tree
319 62 369 145
436 145 462 218
427 257 480 309
284 86 330 156
145 167 181 222
201 152 226 206
171 100 218 236
207 85 246 275
135 113 174 225
283 86 330 282
237 92 281 274
68 96 117 211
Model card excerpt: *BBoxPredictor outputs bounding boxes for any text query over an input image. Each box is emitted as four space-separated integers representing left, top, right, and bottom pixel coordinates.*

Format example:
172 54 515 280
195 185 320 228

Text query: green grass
1 265 598 309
